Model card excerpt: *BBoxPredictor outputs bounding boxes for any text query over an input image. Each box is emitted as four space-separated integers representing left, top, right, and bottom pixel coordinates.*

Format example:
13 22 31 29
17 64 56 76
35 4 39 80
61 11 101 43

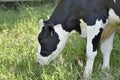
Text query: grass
0 2 120 80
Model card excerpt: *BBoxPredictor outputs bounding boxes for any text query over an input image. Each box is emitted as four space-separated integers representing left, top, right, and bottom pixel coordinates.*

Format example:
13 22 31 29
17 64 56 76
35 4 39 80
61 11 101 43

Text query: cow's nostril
37 62 40 65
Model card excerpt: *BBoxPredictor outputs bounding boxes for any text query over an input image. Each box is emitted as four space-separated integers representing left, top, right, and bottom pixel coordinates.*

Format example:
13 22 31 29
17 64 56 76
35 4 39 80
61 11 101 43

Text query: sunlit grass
0 3 120 80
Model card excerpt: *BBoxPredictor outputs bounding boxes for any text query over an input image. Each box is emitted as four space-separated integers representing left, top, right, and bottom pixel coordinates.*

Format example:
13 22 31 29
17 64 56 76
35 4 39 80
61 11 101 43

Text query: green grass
0 3 120 80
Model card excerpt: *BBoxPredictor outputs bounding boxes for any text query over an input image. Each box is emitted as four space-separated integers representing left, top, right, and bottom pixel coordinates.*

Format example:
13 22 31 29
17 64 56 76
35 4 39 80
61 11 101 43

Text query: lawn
0 2 120 80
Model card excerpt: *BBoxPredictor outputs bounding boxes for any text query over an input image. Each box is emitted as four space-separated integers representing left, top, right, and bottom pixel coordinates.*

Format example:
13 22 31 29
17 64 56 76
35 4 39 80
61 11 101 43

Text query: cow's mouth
42 51 50 54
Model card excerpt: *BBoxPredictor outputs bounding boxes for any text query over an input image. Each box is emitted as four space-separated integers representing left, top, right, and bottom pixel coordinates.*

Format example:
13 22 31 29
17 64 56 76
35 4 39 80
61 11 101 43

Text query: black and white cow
37 0 120 79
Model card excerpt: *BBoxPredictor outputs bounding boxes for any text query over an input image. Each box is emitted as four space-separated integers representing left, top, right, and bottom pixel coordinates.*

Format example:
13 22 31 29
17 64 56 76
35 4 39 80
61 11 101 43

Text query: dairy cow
37 0 120 79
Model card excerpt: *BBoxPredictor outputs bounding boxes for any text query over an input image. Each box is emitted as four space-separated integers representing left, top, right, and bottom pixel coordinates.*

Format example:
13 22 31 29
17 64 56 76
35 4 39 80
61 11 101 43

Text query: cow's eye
50 30 54 36
48 25 54 36
39 39 43 44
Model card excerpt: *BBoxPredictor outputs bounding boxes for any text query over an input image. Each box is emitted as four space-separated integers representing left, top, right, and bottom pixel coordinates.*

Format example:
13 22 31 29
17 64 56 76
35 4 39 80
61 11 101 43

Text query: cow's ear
48 25 55 36
39 19 45 27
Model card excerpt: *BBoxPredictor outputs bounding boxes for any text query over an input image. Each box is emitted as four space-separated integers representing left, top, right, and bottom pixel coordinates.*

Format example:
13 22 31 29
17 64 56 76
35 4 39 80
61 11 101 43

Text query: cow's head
37 19 69 66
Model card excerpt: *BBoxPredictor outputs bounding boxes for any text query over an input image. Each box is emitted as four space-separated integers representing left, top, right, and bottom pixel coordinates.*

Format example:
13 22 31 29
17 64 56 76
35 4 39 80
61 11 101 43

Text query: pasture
0 2 120 80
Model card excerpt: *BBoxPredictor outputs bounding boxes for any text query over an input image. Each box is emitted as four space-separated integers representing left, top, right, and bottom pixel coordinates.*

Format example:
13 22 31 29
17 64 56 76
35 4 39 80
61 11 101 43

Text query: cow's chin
37 44 50 66
37 55 50 66
37 52 60 66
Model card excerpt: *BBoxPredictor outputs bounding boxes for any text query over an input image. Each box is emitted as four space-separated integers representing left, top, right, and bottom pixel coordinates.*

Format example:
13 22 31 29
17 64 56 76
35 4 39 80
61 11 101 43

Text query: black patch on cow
39 0 120 56
38 26 60 57
46 0 111 33
64 19 81 34
92 28 103 52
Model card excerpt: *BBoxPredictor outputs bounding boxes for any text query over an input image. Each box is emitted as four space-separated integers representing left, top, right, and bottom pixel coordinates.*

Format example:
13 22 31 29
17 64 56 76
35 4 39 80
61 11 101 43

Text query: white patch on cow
50 24 69 60
83 20 108 79
113 0 116 3
80 19 87 38
37 24 69 66
101 32 115 70
108 9 120 23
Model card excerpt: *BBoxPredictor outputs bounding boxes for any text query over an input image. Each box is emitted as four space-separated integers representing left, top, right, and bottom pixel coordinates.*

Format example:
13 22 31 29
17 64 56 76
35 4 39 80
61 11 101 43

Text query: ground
0 2 120 80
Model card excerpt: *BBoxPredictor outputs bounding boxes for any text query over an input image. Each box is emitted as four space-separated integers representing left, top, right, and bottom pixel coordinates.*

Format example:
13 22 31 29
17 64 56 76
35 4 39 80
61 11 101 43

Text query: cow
37 0 120 79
